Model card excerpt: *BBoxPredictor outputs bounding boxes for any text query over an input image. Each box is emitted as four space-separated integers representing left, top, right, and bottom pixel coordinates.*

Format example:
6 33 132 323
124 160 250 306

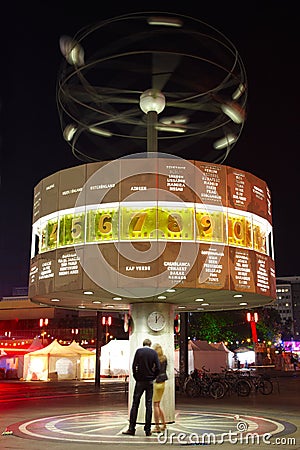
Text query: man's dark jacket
132 346 160 381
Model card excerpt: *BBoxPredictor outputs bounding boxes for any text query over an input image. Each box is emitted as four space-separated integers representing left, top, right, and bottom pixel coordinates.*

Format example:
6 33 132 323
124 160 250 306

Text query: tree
188 307 283 350
255 307 282 342
188 310 243 344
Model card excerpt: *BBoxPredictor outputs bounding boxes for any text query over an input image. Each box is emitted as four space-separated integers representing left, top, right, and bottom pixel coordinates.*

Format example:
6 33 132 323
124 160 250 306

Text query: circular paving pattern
10 409 296 445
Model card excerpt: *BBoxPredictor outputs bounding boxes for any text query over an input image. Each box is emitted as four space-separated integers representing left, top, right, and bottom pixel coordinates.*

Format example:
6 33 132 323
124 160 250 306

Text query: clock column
128 302 176 426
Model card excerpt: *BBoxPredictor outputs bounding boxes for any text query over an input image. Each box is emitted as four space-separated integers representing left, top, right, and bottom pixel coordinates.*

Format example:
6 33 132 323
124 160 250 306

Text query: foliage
188 310 242 345
255 307 282 341
188 307 283 350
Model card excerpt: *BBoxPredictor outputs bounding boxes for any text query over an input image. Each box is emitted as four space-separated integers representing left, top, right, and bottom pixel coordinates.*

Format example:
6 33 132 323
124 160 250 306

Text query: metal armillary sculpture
56 11 247 163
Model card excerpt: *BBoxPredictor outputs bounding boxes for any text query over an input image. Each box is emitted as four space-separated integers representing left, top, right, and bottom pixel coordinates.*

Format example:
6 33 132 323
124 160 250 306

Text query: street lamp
246 312 258 343
247 312 259 365
39 318 49 346
102 316 112 344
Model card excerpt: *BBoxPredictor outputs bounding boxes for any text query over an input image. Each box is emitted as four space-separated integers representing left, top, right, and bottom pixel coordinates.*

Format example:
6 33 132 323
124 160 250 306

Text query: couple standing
122 338 168 436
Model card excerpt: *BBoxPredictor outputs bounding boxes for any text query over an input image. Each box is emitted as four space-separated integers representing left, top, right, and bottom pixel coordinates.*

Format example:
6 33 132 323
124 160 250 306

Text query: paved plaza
0 374 299 449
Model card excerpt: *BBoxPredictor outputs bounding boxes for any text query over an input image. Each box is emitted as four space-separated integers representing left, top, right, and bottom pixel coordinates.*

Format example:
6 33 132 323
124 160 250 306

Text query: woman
152 343 168 432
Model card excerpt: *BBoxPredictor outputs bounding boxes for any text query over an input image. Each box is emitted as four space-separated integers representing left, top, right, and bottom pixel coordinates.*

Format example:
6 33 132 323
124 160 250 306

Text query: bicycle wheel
236 379 251 397
258 379 273 395
185 379 201 397
222 379 232 396
209 380 226 399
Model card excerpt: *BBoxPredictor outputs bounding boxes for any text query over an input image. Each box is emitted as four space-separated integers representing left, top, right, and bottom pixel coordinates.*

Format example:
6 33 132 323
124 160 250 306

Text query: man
122 338 160 436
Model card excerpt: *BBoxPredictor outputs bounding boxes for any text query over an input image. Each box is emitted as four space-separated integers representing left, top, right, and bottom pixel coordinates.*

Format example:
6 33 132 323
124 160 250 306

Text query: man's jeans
128 380 153 433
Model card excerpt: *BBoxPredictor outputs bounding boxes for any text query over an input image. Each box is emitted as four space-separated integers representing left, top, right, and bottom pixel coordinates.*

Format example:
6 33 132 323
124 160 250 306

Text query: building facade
272 276 300 340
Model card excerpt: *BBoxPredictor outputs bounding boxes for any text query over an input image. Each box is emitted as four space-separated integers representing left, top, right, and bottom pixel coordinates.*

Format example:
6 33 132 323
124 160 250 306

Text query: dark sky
0 1 299 297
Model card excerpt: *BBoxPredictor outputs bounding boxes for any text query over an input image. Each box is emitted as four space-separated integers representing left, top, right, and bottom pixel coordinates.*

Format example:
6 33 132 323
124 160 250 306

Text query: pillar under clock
128 302 175 425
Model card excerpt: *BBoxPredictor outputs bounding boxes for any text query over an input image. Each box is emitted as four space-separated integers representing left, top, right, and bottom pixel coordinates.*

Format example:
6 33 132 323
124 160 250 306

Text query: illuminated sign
32 204 272 253
29 158 275 303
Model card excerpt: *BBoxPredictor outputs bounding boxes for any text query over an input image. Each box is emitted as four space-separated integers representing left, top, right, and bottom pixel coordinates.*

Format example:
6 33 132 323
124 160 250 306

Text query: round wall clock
147 311 166 332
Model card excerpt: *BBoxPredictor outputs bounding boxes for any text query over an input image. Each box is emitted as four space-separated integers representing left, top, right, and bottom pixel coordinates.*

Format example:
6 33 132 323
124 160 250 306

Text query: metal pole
95 311 101 390
147 110 158 155
179 312 189 377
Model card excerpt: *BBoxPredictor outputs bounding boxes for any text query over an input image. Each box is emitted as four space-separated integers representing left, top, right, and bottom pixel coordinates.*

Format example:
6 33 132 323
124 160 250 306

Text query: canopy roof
68 340 95 355
190 340 219 351
26 339 85 357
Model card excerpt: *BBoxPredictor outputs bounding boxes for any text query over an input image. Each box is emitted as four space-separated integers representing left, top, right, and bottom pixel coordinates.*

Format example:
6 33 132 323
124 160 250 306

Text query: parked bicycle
219 367 251 397
243 371 273 395
219 367 274 396
184 366 226 399
179 366 274 399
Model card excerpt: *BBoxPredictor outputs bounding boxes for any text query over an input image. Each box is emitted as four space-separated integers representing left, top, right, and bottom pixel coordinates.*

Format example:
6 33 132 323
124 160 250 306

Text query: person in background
122 338 160 437
291 354 298 371
152 343 168 433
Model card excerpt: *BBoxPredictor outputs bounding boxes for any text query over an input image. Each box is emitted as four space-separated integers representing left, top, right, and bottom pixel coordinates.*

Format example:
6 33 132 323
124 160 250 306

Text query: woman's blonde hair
153 343 167 362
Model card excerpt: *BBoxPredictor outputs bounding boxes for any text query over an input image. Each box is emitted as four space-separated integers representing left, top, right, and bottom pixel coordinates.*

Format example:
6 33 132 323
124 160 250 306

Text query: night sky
0 1 299 297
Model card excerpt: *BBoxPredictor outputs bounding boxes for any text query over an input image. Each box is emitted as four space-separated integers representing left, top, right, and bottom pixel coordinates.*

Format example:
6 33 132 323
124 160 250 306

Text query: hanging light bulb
88 126 112 137
213 133 237 150
59 35 85 66
220 102 245 124
63 124 77 141
147 16 183 27
232 83 246 100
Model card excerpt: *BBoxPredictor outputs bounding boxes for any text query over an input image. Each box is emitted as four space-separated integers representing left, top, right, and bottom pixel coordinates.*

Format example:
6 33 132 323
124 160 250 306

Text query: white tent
174 340 194 375
68 340 96 378
100 340 129 377
210 342 235 369
23 339 95 381
175 340 234 374
0 337 44 379
234 347 255 366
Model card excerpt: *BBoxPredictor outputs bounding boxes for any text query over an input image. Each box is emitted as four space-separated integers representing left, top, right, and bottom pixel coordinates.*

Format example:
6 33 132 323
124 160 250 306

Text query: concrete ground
0 372 299 450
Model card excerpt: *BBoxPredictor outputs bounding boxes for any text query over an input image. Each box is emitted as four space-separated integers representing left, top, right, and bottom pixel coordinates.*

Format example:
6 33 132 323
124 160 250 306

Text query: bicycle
219 367 251 397
184 367 226 399
244 371 273 395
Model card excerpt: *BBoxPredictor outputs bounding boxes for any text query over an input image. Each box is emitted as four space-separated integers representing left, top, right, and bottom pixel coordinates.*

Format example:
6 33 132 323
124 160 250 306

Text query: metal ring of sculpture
56 11 247 163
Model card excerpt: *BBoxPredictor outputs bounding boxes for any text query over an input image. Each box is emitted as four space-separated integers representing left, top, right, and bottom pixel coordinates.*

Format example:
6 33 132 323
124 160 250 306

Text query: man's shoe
122 429 135 436
145 431 152 436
